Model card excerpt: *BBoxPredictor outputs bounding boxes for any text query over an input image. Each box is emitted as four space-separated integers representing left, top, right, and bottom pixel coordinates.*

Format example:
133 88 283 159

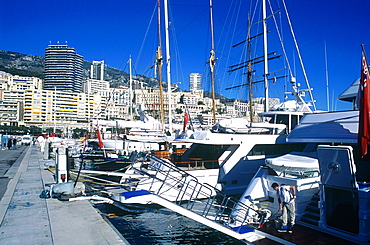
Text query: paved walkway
0 144 129 245
0 145 27 200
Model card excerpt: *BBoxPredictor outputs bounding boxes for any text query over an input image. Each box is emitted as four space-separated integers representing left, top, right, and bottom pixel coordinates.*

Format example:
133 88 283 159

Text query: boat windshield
247 143 306 156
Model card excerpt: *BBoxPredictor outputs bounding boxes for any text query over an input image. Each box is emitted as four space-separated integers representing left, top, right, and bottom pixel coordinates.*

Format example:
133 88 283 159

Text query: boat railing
137 154 215 201
174 159 219 169
133 153 266 230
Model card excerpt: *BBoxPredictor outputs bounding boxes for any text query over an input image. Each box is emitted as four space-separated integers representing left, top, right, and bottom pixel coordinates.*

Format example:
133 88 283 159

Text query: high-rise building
44 44 84 93
189 73 202 92
90 60 105 80
83 79 110 94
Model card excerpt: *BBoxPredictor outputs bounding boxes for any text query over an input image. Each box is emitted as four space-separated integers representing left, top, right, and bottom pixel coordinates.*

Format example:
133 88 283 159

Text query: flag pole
358 44 370 158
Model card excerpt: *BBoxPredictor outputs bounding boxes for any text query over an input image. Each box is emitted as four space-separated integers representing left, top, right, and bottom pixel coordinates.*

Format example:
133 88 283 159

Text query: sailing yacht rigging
223 0 317 133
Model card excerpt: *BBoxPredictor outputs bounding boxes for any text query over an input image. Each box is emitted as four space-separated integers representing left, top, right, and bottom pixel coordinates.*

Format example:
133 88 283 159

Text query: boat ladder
117 153 295 244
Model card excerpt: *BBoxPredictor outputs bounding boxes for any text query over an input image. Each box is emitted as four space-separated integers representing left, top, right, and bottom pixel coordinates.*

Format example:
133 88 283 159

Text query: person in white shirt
271 182 297 233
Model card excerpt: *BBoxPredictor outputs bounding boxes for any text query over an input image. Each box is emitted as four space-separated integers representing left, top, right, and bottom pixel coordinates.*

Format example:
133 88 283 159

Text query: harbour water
95 203 245 244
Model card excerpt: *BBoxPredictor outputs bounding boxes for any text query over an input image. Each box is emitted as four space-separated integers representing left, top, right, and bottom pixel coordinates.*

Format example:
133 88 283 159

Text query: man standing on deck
271 182 297 233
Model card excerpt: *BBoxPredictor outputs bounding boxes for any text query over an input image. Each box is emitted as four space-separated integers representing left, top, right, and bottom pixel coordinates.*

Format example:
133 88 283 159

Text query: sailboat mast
262 0 269 112
156 0 165 126
164 0 172 131
129 56 133 120
209 0 217 124
247 18 253 123
324 41 330 112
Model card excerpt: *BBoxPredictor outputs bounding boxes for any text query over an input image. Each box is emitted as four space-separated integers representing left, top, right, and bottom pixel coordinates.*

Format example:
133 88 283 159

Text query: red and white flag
183 112 190 132
358 45 370 158
83 134 89 151
96 125 104 149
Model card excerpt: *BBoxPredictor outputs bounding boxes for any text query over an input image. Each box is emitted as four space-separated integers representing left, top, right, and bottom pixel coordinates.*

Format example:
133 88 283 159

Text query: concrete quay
0 144 129 245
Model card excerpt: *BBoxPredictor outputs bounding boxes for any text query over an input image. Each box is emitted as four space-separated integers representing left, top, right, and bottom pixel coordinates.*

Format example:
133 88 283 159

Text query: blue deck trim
121 190 152 199
359 184 370 189
231 225 255 234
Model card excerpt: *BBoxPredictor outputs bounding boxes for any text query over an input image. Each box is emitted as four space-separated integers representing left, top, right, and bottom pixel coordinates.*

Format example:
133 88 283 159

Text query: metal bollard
43 141 49 160
55 147 68 183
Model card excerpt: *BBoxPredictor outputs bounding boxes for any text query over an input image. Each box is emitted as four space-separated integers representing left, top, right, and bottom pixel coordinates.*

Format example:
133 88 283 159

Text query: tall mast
156 0 165 125
247 18 253 122
262 0 269 112
164 0 172 131
209 0 217 124
324 41 330 112
129 56 133 120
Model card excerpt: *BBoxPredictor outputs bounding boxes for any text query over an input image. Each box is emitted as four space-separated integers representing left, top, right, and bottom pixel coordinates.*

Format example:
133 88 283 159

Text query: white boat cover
265 151 319 172
287 111 358 143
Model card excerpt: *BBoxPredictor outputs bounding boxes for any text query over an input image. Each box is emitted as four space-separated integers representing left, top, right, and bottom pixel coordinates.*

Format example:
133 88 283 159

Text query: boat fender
50 182 74 197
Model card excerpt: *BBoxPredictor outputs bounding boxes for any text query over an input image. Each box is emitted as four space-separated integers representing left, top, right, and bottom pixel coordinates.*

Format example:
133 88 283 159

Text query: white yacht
233 110 370 244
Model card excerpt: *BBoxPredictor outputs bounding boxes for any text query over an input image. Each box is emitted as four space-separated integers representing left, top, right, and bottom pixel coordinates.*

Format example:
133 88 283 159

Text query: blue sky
1 0 370 111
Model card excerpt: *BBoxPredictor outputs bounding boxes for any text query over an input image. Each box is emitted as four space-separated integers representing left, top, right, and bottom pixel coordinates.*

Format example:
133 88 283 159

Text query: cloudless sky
1 0 370 111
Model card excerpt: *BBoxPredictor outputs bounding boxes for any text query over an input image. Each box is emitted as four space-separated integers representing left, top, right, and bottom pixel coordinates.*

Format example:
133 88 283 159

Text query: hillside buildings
0 68 276 129
0 71 106 128
0 44 279 130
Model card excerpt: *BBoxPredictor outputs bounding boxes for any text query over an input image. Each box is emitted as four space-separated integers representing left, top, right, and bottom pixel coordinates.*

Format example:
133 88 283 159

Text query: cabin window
247 143 306 156
188 144 232 161
185 144 232 169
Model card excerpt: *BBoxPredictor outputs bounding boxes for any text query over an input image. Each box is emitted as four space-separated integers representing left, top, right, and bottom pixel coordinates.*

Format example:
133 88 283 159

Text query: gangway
110 153 295 244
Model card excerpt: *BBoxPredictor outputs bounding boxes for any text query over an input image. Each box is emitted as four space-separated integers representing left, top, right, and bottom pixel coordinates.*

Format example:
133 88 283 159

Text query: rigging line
176 8 208 36
276 1 289 101
248 0 263 80
224 1 251 96
267 5 304 101
118 4 157 71
91 88 111 119
215 1 241 93
141 62 155 77
267 0 293 78
135 3 157 72
281 0 316 111
167 4 186 87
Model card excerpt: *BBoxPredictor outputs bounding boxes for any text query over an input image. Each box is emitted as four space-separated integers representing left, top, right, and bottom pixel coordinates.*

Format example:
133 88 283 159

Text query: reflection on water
95 203 245 244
